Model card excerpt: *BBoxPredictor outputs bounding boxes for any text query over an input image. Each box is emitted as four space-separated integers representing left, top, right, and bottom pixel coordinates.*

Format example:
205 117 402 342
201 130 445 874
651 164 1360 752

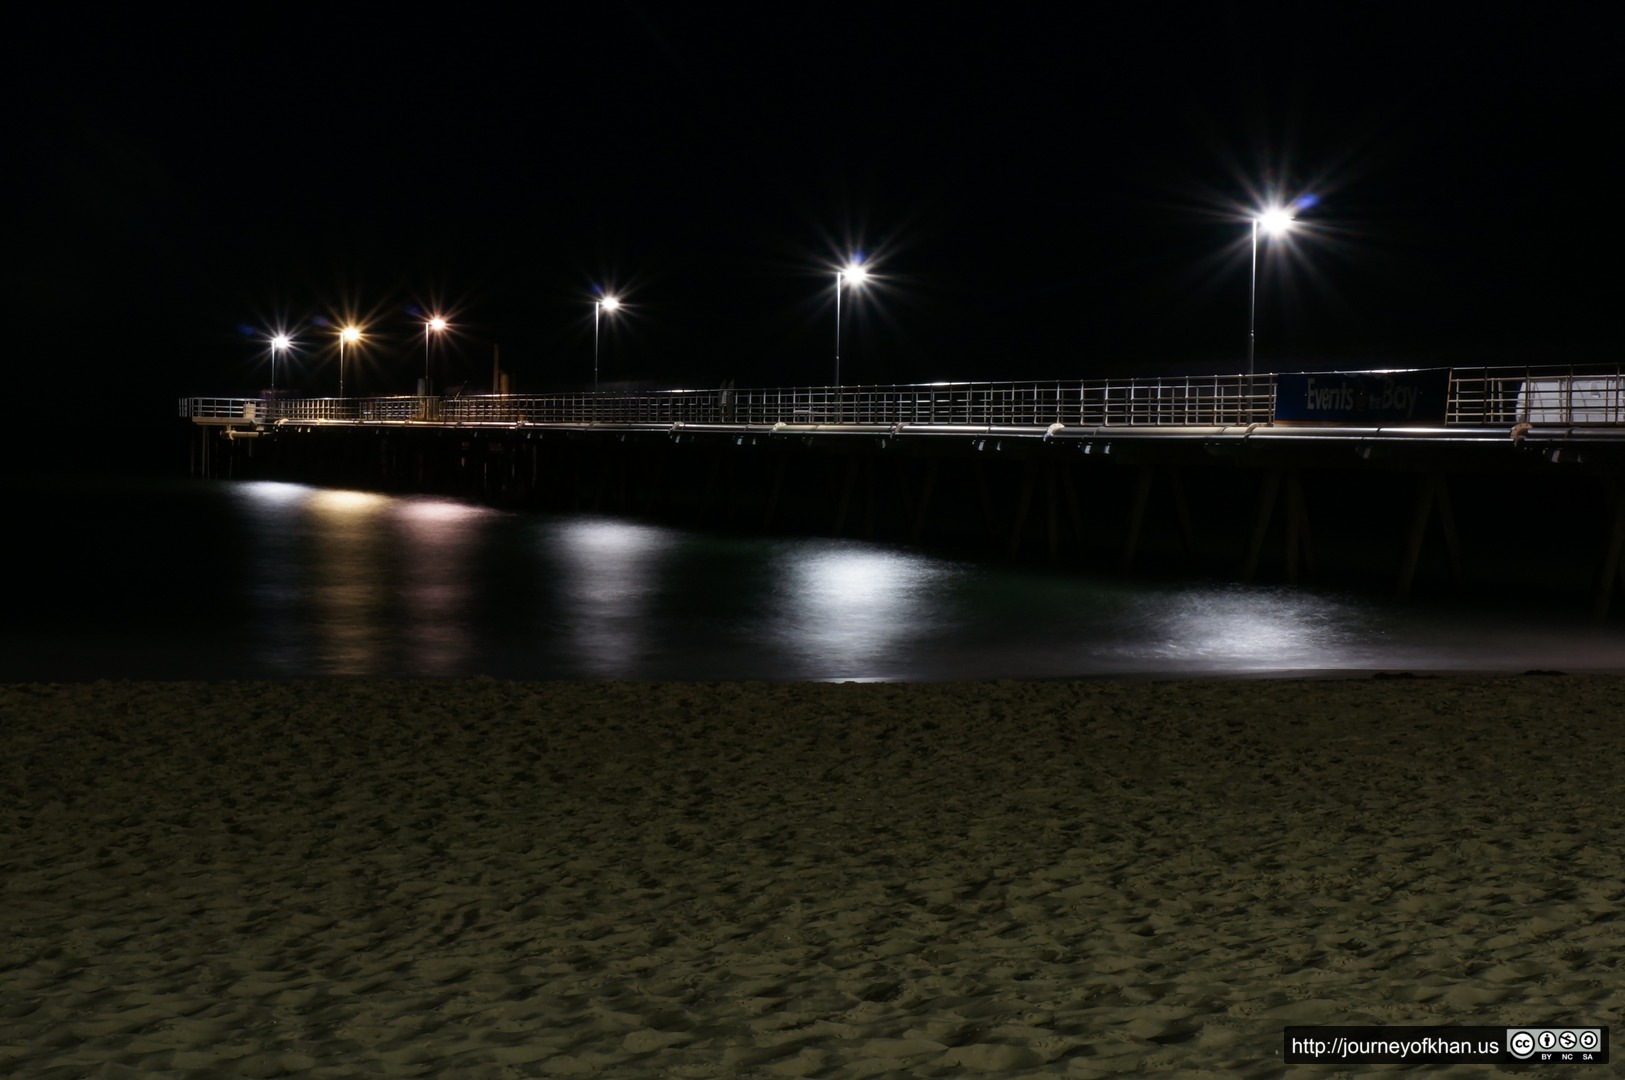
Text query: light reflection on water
3 476 1620 680
393 498 485 676
772 544 951 679
1130 587 1379 672
549 519 671 678
235 483 492 677
306 489 391 674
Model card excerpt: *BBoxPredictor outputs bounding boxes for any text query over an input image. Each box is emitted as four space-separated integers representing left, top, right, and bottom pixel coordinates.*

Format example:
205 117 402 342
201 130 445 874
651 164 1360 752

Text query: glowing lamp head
599 295 621 313
427 317 448 333
840 262 870 286
341 325 362 344
270 334 292 351
1257 208 1295 236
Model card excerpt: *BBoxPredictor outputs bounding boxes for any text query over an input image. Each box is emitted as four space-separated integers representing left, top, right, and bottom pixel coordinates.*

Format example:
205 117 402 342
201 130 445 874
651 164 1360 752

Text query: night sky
14 5 1617 432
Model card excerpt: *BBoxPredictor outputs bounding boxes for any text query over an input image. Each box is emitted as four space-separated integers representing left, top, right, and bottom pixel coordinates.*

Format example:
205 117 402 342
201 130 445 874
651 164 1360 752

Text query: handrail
182 363 1625 429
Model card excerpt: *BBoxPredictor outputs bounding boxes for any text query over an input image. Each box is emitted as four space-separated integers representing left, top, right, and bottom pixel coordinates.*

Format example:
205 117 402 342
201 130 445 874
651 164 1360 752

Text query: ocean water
3 474 1620 681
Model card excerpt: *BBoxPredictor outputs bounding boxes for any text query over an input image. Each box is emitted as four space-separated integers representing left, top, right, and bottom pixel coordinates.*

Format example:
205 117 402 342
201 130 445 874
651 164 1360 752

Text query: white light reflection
551 518 672 677
392 498 489 676
229 481 318 671
237 480 309 508
773 542 949 680
1128 586 1374 674
307 488 391 674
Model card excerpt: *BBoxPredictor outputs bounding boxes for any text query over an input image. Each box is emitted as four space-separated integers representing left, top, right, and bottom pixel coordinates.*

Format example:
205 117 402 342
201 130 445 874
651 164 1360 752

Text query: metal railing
1447 365 1624 425
182 373 1277 429
182 364 1625 431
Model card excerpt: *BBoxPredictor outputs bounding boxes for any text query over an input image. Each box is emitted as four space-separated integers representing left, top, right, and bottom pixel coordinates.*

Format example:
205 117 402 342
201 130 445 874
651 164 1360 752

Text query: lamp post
1248 207 1294 378
269 334 291 392
338 325 361 397
424 316 447 394
594 295 620 393
834 261 869 387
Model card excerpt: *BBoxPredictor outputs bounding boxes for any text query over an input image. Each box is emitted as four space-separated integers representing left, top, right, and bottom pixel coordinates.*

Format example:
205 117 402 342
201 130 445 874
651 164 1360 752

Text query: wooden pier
181 366 1625 618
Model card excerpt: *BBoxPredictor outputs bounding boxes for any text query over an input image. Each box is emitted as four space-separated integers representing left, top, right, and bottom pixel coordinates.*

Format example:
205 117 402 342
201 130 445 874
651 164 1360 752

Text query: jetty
181 364 1625 617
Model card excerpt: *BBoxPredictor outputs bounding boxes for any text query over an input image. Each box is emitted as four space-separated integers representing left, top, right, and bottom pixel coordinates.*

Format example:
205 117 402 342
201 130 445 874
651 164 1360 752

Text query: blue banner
1274 369 1450 424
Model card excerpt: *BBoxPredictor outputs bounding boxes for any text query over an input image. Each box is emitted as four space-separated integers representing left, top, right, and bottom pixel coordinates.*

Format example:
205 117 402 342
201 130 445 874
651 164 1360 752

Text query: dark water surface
3 474 1620 681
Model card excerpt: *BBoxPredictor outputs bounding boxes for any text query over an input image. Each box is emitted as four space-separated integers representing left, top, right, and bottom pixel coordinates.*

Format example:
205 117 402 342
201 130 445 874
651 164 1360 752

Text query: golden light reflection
310 489 385 515
307 489 389 674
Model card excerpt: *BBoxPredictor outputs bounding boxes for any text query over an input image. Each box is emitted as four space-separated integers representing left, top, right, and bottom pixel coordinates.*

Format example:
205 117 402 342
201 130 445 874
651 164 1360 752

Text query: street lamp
424 316 447 394
834 261 869 387
338 324 362 397
594 295 620 393
269 334 291 392
1248 207 1295 377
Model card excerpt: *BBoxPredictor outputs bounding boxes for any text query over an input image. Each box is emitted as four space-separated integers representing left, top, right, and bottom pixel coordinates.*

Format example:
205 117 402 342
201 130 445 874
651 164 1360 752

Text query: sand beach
2 676 1621 1077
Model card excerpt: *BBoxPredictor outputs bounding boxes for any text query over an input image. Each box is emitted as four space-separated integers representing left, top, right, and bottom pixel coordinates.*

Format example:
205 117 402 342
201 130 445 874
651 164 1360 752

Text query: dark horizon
15 7 1616 423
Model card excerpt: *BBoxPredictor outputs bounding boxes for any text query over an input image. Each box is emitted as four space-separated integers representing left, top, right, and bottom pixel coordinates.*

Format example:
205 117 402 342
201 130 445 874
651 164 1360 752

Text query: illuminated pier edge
182 365 1625 434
